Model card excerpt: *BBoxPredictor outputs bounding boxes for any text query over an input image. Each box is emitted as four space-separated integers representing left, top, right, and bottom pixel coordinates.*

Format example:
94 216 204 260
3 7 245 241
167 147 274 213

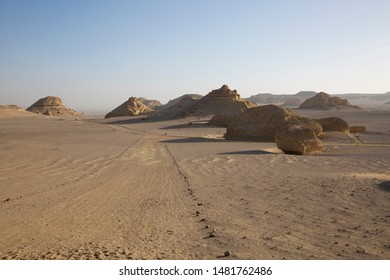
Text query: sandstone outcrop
156 85 256 120
105 97 153 118
27 96 79 116
224 105 322 141
275 122 324 155
138 98 162 110
313 117 350 132
299 92 360 110
156 94 202 119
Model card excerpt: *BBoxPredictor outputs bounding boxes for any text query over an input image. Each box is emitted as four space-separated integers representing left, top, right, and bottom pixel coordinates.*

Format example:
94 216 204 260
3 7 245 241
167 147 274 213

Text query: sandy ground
0 110 389 260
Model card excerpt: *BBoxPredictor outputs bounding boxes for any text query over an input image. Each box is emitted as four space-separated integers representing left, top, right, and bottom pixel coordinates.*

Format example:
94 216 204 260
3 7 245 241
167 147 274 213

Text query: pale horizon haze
1 0 389 111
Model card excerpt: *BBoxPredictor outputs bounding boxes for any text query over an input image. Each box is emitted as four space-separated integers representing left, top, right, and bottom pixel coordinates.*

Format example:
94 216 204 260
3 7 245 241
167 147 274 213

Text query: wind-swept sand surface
0 110 389 259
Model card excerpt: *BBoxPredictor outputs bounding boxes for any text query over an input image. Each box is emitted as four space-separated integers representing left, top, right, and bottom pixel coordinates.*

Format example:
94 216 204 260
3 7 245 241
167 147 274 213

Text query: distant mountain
247 91 318 107
247 91 390 108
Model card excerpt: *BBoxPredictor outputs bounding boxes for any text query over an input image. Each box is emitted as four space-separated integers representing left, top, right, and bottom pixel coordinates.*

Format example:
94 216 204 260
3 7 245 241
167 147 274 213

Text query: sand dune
0 109 389 260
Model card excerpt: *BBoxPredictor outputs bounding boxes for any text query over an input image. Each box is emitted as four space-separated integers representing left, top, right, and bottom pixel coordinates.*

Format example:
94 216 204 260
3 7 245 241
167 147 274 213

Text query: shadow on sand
219 150 275 155
160 137 225 144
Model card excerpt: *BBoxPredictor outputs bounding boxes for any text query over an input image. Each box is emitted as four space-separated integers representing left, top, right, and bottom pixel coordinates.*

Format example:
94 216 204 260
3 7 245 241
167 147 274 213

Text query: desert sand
0 109 389 260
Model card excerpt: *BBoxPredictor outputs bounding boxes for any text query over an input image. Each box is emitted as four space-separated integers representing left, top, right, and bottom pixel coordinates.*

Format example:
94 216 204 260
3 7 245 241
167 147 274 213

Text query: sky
0 0 389 111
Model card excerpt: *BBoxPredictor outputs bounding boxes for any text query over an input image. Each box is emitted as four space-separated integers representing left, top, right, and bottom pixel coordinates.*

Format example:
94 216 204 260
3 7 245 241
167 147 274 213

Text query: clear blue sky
1 0 389 111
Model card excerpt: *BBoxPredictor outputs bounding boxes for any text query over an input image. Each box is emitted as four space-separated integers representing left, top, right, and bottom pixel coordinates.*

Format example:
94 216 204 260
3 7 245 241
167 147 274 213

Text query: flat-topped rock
27 96 79 116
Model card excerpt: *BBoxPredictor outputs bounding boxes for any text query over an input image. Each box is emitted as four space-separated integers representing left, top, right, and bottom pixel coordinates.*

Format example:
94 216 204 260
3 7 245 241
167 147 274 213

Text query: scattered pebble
209 232 215 238
196 210 201 216
205 225 209 229
224 251 231 257
200 218 206 222
197 202 203 206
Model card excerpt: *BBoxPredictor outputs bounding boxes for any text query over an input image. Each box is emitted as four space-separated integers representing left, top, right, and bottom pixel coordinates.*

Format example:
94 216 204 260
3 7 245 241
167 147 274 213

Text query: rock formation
27 96 79 116
156 85 256 121
299 92 360 110
105 97 153 118
275 122 324 155
138 98 162 110
195 85 256 117
313 117 350 132
224 104 322 142
155 94 202 119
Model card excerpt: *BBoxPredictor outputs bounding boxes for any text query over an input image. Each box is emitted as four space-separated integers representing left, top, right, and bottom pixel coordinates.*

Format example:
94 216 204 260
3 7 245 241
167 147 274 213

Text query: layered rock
224 105 322 142
155 94 202 119
275 122 324 155
194 85 256 117
138 98 162 110
299 92 360 110
105 97 153 118
313 117 350 132
27 96 78 116
156 85 256 120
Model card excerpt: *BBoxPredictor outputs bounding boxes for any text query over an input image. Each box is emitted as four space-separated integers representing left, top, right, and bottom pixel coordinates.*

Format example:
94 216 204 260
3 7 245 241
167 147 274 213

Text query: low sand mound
224 105 322 141
314 117 349 132
105 97 153 118
27 96 79 116
299 92 360 110
138 98 162 110
275 122 323 155
0 105 24 112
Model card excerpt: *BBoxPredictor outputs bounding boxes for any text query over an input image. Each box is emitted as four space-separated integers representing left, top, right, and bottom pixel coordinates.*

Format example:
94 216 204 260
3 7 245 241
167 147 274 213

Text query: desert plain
0 108 389 260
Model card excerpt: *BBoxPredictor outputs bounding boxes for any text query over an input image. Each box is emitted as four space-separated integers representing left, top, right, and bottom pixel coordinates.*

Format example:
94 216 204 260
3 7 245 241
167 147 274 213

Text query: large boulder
275 122 324 155
224 105 322 141
299 92 360 110
27 96 78 116
313 117 349 132
105 97 153 118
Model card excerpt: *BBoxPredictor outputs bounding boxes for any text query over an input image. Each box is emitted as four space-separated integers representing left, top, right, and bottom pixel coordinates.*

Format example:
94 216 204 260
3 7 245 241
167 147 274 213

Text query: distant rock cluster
299 92 360 110
0 105 24 112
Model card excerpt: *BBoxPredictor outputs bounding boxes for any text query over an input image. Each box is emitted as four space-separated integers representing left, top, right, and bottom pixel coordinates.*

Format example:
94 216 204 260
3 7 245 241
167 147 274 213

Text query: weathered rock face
195 85 256 116
224 105 322 141
156 85 256 120
138 98 162 110
299 92 360 110
314 117 350 132
155 94 202 119
105 97 153 118
0 105 24 112
275 122 324 155
27 96 78 116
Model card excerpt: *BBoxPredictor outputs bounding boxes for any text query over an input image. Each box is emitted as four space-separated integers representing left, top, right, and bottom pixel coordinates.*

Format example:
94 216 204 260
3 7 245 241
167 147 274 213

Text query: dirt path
0 120 216 260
